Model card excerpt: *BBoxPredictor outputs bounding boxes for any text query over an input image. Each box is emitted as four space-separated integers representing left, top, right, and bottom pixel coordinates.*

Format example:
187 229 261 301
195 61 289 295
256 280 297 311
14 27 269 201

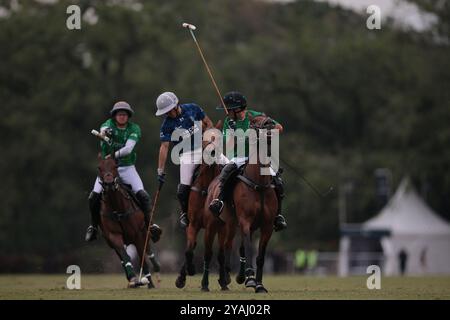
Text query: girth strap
103 208 136 222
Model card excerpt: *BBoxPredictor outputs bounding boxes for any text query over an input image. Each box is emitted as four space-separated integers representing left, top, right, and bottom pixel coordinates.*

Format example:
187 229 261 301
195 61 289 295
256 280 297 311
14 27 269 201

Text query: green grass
0 274 449 300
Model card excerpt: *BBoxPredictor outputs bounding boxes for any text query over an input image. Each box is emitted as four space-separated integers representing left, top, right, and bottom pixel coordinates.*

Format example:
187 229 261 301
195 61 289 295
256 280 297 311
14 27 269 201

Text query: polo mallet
137 181 163 286
280 158 334 198
91 129 111 143
182 22 229 115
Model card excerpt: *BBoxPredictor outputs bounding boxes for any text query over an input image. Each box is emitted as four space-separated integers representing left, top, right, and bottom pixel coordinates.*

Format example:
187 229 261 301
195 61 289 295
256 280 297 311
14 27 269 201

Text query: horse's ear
214 120 223 130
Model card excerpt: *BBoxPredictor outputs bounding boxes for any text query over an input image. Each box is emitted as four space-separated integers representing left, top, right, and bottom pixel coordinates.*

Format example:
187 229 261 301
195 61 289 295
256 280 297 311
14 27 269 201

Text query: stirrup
150 224 162 243
85 225 98 242
274 215 287 232
209 199 224 217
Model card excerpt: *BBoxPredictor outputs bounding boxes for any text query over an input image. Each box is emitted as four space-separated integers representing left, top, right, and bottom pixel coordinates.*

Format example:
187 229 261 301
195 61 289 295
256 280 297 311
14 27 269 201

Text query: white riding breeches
179 149 230 185
93 165 144 193
179 149 202 186
221 156 277 176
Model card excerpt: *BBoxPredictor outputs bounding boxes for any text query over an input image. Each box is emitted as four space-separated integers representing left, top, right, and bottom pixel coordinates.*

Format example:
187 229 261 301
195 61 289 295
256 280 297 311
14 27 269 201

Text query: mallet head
182 22 196 30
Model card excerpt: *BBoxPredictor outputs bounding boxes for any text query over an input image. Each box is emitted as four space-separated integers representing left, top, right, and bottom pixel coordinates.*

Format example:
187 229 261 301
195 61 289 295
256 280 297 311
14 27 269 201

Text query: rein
101 178 138 221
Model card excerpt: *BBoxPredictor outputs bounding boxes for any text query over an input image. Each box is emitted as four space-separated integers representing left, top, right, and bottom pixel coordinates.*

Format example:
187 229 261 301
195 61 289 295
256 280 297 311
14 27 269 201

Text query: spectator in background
398 249 408 275
295 249 307 273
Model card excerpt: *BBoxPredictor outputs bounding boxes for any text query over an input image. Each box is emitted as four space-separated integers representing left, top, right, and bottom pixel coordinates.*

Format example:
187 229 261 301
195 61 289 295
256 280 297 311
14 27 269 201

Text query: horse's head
250 115 277 141
98 153 119 190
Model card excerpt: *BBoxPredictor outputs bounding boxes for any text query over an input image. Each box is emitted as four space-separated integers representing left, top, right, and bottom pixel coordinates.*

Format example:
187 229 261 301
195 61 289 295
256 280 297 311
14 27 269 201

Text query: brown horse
175 122 223 289
175 156 221 289
97 154 154 288
208 115 278 293
202 176 238 291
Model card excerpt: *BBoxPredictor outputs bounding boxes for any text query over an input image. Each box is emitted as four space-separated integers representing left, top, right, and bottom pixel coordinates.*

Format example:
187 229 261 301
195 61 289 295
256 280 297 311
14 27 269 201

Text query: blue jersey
159 103 206 151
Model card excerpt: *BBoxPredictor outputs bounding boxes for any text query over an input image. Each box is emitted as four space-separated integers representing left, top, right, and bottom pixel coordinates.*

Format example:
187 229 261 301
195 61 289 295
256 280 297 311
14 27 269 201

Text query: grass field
1 274 449 300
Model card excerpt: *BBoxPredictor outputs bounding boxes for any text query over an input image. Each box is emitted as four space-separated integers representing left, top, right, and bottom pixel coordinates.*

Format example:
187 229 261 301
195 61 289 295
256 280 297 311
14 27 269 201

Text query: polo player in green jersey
85 101 161 242
208 91 288 232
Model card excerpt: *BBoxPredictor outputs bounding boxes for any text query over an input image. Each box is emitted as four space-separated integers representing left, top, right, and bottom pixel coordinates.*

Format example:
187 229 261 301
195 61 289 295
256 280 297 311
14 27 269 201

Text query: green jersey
100 119 141 166
223 110 279 158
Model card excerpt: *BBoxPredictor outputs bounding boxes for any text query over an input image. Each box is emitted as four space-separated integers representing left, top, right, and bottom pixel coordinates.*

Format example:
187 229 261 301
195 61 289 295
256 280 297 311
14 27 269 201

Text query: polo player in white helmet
155 92 213 229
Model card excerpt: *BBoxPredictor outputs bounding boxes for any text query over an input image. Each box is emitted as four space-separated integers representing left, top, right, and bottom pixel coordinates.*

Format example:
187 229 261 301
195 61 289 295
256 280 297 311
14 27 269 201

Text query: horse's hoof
146 277 155 289
201 287 210 292
186 265 196 276
245 277 257 288
255 284 268 293
218 278 228 289
221 286 229 291
236 274 245 284
175 276 186 289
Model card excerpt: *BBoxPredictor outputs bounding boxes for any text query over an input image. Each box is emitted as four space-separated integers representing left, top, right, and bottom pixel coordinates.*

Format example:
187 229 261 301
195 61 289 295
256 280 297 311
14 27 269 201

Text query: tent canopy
364 177 450 236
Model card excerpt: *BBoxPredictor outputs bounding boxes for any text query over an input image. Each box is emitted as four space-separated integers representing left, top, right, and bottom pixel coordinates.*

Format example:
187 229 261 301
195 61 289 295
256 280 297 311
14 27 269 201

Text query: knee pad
136 189 150 202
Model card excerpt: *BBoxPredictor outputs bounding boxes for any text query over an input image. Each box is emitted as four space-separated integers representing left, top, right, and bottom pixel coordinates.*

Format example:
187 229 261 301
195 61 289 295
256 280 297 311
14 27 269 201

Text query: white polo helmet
156 92 179 116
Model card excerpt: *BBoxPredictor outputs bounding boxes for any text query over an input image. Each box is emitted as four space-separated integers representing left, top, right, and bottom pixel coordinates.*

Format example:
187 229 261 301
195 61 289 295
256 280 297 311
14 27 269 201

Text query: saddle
102 182 140 222
190 163 224 196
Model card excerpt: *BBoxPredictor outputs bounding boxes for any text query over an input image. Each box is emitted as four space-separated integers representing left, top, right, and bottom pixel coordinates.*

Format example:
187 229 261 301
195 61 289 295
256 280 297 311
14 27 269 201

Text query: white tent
363 177 450 275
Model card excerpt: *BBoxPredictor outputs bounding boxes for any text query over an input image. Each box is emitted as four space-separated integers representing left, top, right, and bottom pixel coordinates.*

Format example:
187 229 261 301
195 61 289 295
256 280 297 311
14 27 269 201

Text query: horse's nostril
104 173 114 183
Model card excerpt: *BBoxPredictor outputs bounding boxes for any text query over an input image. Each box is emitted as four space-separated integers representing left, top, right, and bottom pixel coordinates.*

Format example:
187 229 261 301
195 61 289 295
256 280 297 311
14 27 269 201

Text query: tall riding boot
209 162 238 216
85 191 101 242
136 189 162 243
273 175 287 232
177 184 191 229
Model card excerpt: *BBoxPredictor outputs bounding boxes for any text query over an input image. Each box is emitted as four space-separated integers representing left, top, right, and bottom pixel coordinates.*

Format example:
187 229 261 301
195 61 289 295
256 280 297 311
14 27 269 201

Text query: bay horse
202 176 238 291
208 115 278 293
97 154 155 288
175 122 223 289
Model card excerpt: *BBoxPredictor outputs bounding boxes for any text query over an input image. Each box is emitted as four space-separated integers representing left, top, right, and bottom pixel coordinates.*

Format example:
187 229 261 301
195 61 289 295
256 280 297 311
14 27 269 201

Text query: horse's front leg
239 223 256 288
108 233 139 288
201 224 215 292
236 243 246 284
254 224 273 293
217 227 229 290
175 223 199 289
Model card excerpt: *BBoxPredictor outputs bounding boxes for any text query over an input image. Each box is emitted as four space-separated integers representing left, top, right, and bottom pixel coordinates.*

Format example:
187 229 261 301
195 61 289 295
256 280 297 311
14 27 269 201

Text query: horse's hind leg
254 226 273 293
134 238 155 289
148 249 161 287
176 224 199 289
